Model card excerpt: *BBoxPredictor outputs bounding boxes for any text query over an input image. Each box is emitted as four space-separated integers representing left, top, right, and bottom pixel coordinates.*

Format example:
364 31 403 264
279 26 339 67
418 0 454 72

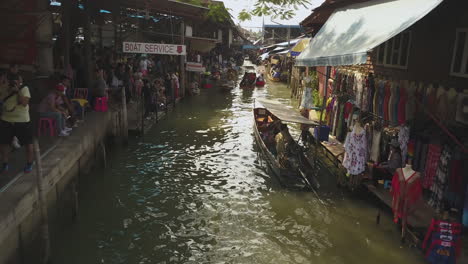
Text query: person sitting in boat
275 124 295 167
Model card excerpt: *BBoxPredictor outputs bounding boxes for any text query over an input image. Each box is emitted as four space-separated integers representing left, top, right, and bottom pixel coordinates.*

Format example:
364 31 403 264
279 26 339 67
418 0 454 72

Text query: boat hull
253 109 312 189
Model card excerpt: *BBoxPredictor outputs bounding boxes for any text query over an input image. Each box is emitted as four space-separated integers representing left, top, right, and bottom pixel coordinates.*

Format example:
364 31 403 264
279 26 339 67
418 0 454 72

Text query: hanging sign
123 42 187 55
186 62 205 72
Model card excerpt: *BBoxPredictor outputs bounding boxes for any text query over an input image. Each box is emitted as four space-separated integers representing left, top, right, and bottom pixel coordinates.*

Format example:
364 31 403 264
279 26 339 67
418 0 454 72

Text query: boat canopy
256 99 318 126
295 0 443 66
290 38 310 57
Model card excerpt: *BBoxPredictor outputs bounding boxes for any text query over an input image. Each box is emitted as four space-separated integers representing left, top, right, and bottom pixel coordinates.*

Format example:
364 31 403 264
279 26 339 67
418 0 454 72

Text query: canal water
52 73 422 263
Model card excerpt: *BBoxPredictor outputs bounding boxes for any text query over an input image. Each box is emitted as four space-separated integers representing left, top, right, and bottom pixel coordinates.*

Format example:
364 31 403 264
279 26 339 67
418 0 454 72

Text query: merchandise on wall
318 67 468 226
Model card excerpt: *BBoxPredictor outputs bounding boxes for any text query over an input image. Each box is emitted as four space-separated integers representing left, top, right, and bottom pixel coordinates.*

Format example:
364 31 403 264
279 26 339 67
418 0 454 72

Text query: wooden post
63 0 71 72
83 0 93 88
180 20 186 98
121 85 128 143
33 139 50 264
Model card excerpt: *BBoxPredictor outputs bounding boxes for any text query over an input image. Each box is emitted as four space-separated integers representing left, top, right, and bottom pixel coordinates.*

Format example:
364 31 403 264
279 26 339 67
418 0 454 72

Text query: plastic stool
38 118 57 136
94 97 108 112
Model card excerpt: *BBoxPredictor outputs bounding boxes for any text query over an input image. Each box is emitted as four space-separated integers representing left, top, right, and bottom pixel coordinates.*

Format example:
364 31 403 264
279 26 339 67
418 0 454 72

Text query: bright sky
221 0 326 31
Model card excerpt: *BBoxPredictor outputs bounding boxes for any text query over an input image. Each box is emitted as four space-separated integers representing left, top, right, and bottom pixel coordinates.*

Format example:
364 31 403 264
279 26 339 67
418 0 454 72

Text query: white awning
296 0 443 67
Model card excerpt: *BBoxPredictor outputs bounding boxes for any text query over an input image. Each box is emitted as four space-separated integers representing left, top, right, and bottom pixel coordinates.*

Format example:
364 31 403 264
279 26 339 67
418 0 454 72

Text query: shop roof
296 0 444 67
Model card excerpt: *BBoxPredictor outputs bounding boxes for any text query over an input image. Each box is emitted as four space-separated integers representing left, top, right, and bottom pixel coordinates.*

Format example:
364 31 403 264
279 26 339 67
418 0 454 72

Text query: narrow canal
52 72 421 263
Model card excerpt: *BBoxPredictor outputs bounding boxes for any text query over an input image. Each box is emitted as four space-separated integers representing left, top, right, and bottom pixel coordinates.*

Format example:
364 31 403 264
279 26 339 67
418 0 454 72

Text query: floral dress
343 126 368 175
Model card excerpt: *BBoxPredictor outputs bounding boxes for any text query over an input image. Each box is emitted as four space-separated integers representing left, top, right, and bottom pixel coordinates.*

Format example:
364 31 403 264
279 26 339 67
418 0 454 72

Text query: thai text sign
186 62 205 72
123 42 186 55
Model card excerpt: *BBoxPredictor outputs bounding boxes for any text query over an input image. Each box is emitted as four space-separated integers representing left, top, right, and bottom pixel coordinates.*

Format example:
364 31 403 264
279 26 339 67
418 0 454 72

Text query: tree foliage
177 0 311 22
239 0 311 21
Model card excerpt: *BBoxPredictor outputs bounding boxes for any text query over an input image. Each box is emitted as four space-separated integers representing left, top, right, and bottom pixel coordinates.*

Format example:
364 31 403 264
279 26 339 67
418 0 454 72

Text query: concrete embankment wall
0 110 124 264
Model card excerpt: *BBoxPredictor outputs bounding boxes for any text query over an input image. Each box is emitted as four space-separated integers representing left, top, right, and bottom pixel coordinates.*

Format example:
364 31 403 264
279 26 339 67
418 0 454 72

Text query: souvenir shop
313 65 468 262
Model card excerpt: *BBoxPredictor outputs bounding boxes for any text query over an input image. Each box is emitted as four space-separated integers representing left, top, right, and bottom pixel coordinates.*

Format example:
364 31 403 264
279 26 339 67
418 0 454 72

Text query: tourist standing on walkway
0 75 34 173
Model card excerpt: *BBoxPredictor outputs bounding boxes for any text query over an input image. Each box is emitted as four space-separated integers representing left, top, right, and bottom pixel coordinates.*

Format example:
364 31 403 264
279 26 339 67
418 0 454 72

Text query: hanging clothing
383 81 391 121
406 82 417 122
368 75 375 113
447 151 463 209
301 87 314 109
422 219 462 264
463 184 468 227
373 79 379 115
370 127 382 163
398 82 408 125
398 125 410 165
446 88 458 124
426 85 437 115
378 80 386 118
391 168 422 223
422 144 442 189
428 145 452 211
436 90 449 124
343 125 367 175
392 82 400 125
336 103 346 142
355 74 363 109
388 81 396 124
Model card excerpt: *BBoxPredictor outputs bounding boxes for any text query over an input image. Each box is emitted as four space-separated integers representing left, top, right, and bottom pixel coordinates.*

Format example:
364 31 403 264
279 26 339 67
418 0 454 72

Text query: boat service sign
123 42 186 56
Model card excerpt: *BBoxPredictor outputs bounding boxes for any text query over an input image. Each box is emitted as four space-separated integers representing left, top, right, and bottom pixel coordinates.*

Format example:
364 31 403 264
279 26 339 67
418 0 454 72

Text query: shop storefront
295 0 468 262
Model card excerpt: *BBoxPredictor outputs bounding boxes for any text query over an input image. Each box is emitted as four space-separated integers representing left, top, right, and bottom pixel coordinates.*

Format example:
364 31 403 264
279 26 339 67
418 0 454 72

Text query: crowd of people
0 48 184 174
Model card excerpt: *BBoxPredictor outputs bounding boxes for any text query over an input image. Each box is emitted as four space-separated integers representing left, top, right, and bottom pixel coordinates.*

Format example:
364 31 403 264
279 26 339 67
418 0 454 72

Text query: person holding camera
0 74 34 174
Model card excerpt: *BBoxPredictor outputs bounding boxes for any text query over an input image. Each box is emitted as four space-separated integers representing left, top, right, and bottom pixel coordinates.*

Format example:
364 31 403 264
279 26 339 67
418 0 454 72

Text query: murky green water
52 68 422 263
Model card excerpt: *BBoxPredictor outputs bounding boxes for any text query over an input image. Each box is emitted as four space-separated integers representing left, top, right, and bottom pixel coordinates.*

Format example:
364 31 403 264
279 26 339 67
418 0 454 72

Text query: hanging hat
389 139 400 148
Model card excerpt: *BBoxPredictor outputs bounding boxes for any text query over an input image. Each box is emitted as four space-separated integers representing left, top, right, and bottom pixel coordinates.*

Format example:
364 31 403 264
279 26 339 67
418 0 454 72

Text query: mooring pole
33 139 50 264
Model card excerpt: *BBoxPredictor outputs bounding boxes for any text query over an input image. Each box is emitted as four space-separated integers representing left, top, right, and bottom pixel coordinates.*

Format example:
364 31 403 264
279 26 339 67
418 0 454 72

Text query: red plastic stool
94 97 108 112
38 118 57 136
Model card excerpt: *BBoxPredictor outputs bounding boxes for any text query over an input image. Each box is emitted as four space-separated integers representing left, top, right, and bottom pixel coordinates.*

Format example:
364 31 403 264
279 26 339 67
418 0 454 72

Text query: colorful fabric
463 185 468 227
378 80 385 118
428 145 452 211
368 75 375 113
343 126 367 175
391 169 422 223
423 144 442 189
398 125 410 165
398 83 407 125
423 219 462 263
370 128 382 163
383 81 391 121
405 82 416 121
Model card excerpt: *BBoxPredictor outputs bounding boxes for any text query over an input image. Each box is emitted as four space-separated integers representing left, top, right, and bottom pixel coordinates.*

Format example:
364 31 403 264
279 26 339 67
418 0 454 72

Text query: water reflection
52 70 421 264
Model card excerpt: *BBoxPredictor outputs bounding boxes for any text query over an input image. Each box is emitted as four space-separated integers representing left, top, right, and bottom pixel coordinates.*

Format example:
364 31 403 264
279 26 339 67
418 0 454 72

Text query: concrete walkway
0 110 118 264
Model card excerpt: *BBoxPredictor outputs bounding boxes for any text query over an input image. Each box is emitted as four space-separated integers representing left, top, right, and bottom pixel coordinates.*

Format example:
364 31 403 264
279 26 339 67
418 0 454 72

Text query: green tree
238 0 311 21
176 0 311 22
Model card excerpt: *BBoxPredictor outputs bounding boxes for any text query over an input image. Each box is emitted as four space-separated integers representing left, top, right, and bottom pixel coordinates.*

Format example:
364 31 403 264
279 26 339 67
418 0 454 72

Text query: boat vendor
275 124 297 168
259 117 279 154
378 139 403 173
373 139 403 183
